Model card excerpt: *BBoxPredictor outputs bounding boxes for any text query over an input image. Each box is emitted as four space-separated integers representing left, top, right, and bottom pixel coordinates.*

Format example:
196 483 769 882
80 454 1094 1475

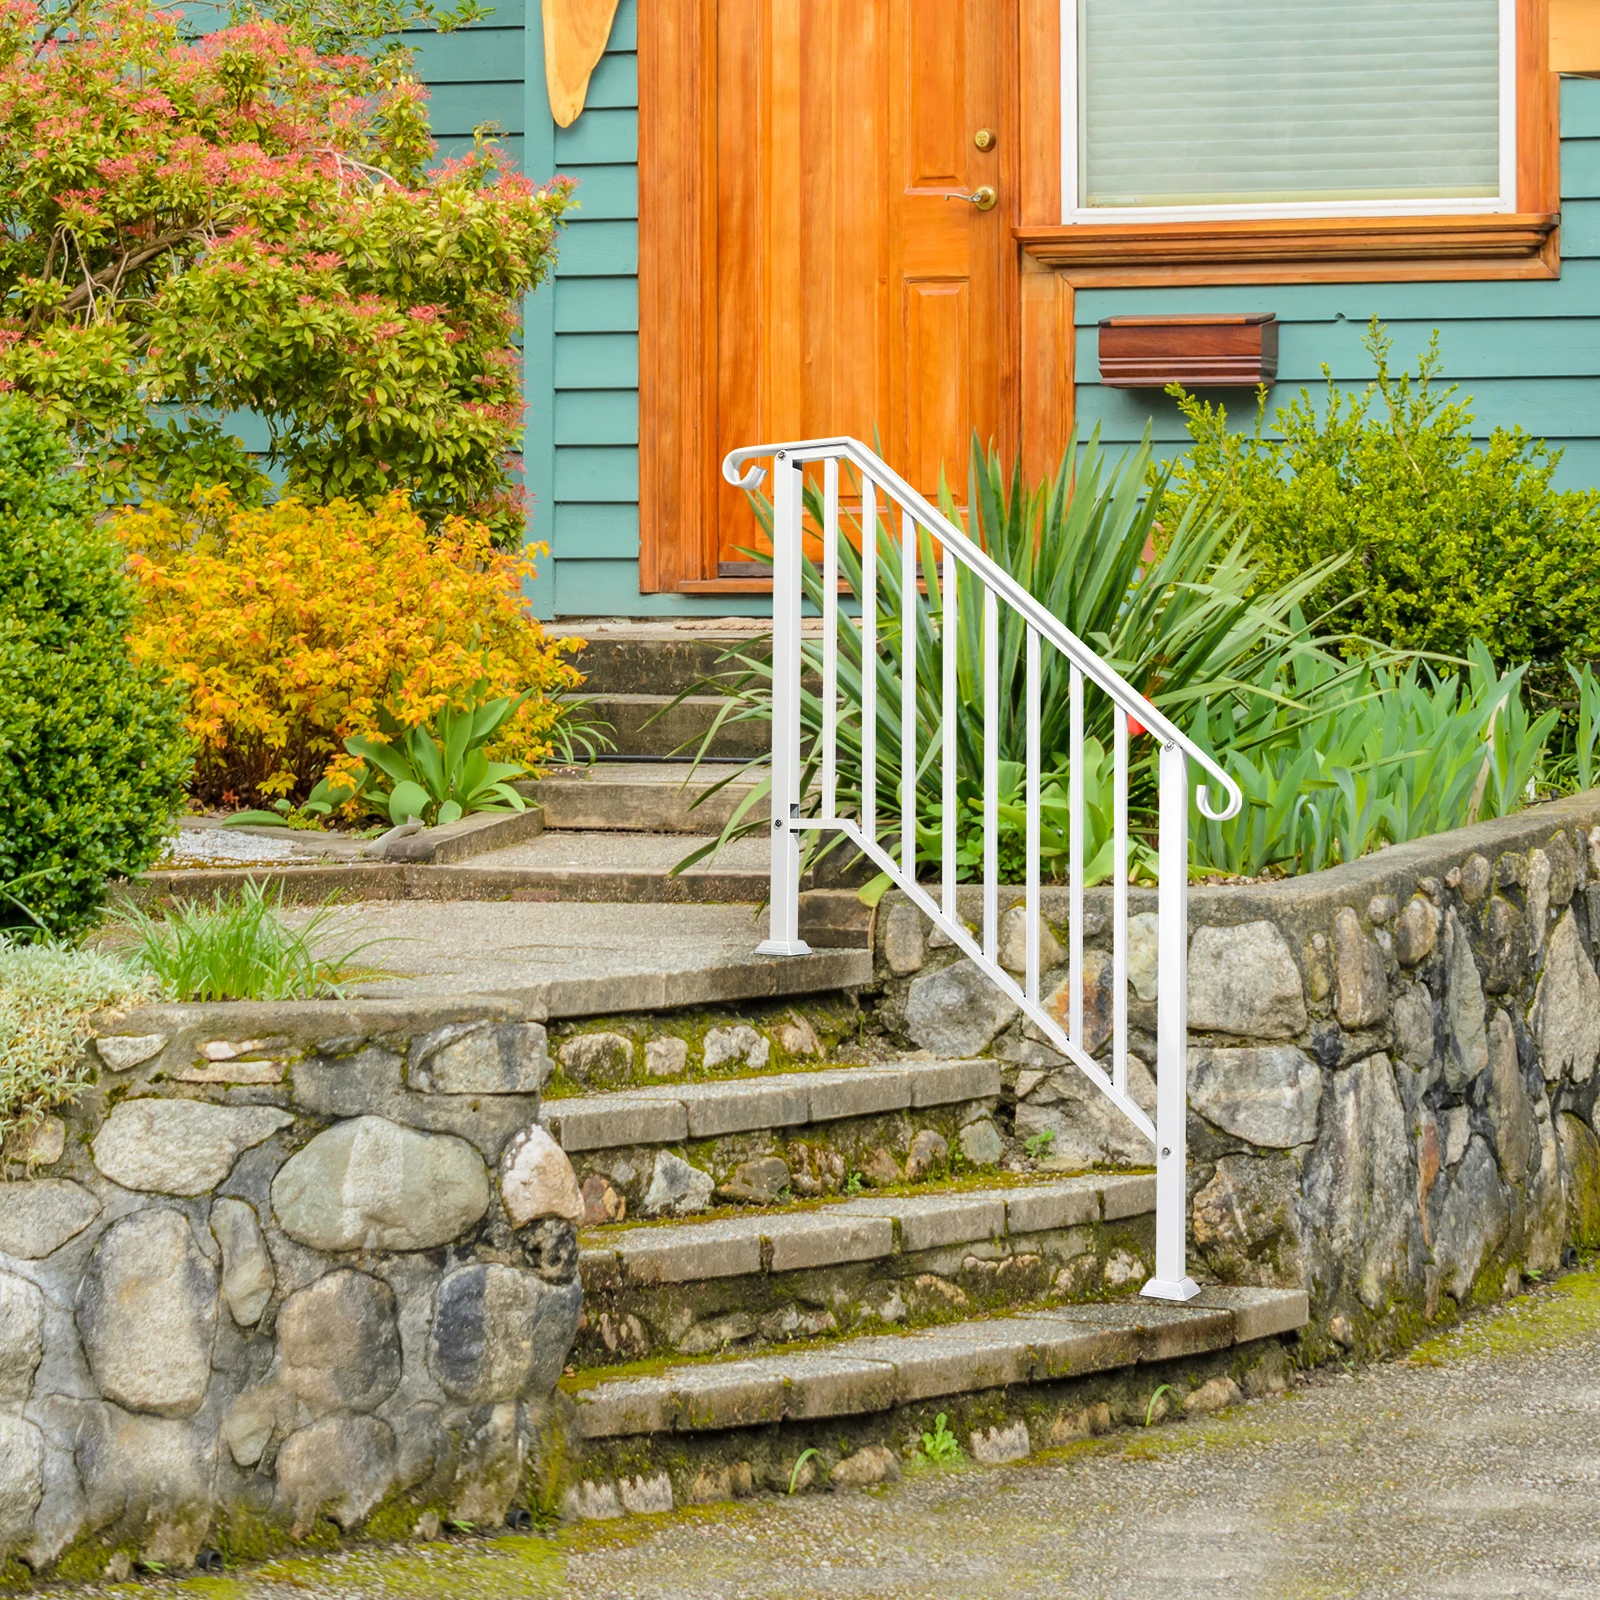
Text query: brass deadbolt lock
973 128 997 151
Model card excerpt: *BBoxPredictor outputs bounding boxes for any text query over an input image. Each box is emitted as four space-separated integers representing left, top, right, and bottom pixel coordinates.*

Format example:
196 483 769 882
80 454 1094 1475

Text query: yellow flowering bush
118 491 584 806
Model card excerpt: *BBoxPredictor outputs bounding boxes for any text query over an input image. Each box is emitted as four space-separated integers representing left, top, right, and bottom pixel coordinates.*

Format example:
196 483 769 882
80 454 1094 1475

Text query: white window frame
1061 0 1520 224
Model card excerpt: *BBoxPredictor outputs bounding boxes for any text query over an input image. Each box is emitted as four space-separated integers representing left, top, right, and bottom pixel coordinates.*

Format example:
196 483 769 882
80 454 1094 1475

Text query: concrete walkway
89 1270 1600 1600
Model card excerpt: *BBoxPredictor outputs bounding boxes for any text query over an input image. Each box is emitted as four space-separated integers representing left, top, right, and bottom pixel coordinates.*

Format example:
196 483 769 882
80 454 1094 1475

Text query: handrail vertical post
1143 739 1198 1302
756 449 812 957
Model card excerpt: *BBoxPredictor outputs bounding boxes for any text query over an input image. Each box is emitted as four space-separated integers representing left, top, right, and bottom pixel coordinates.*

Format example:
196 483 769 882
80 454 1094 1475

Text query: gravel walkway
64 1271 1600 1600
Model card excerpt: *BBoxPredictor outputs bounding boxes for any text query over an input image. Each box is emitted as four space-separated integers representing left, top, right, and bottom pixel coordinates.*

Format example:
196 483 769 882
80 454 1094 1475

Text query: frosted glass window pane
1079 0 1502 208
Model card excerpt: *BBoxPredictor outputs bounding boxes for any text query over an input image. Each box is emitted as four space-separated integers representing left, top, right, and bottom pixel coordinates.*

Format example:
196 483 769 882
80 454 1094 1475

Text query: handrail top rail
722 435 1243 822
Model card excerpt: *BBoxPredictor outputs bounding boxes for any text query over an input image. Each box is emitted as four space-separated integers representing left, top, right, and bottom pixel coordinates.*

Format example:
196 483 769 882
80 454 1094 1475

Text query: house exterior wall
429 15 1600 617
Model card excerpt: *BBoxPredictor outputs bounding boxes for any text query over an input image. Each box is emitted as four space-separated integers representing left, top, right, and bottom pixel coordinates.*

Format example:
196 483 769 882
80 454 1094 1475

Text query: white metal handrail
724 435 1243 1303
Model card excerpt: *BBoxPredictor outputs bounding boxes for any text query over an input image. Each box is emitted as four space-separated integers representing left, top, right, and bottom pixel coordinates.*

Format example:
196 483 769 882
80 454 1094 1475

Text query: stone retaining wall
0 998 588 1581
873 792 1600 1358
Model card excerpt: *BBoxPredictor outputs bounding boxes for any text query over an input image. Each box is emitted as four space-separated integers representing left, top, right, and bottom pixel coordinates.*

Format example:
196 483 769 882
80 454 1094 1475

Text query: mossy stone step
567 1286 1310 1441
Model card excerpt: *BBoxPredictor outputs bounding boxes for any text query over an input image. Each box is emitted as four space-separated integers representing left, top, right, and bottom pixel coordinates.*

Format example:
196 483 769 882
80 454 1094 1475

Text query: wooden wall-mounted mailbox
1097 313 1278 388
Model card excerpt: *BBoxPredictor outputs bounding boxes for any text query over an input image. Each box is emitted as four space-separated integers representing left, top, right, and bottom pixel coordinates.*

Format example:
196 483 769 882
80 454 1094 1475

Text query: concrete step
573 625 769 699
561 1285 1309 1518
520 762 756 833
574 1173 1159 1367
584 694 768 761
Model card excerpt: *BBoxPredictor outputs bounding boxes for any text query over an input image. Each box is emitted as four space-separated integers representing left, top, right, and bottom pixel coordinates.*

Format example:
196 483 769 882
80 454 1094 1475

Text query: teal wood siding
1073 77 1600 491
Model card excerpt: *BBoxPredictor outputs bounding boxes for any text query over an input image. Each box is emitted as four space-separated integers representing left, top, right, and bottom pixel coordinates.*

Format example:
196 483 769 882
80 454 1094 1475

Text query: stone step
573 1173 1158 1367
519 761 756 833
572 625 768 699
585 694 767 762
561 1286 1309 1517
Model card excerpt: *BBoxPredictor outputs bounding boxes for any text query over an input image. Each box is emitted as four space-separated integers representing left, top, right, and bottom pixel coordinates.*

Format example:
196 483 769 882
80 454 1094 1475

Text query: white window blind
1075 0 1506 214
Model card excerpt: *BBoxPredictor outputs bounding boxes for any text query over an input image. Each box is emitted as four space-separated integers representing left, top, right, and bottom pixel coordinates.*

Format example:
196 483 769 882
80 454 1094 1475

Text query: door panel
712 0 1016 573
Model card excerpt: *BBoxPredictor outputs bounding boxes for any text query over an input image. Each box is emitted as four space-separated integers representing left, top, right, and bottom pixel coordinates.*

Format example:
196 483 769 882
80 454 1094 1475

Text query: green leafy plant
1188 641 1558 878
1159 319 1600 696
843 1171 866 1197
340 686 535 826
0 940 157 1145
1024 1130 1057 1160
111 881 387 1001
0 400 191 937
677 427 1347 881
918 1414 964 1465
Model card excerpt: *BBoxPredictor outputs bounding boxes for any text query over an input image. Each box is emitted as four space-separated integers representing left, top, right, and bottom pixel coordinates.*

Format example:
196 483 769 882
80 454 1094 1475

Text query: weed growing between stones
916 1414 964 1466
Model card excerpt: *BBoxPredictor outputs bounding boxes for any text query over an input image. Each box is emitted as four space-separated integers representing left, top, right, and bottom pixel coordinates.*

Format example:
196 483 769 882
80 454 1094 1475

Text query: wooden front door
639 1 1020 590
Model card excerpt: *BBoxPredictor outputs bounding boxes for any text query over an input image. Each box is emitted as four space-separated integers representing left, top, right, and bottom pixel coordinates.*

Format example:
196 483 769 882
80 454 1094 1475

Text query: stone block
1188 921 1307 1038
94 1034 168 1072
1019 1054 1156 1170
1000 1179 1101 1235
669 1363 786 1431
997 907 1063 976
78 1209 217 1419
831 1445 901 1489
210 1197 274 1327
1191 1285 1311 1343
1394 896 1440 967
611 1220 763 1284
882 900 927 975
91 1100 291 1196
957 1119 1004 1165
1192 1154 1306 1288
702 1025 771 1070
803 1067 910 1122
904 1128 950 1180
970 1419 1031 1463
501 1125 585 1225
642 1151 715 1217
1533 910 1600 1084
839 1193 1005 1253
0 1178 100 1260
882 1325 1034 1399
1019 1312 1141 1377
271 1115 489 1252
1184 1377 1243 1416
763 1352 898 1420
905 960 1019 1057
0 1413 43 1546
716 1157 791 1205
279 1270 401 1416
908 1058 1002 1107
761 1212 894 1273
573 1376 675 1440
275 1415 396 1534
666 1078 809 1139
1098 1173 1157 1221
0 1272 43 1406
1333 907 1389 1029
410 1021 549 1095
558 1032 634 1083
1188 1046 1322 1149
1444 910 1490 1090
429 1263 568 1403
644 1037 689 1077
1045 1301 1233 1364
544 1096 687 1152
1 1116 64 1167
1032 951 1115 1058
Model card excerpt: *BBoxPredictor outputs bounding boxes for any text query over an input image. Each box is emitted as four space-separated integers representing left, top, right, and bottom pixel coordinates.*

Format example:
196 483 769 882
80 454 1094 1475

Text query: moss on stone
1409 1266 1600 1366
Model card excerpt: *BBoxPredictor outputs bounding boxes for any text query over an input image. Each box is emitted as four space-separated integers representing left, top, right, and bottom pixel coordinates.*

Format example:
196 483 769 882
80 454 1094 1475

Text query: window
1066 0 1518 222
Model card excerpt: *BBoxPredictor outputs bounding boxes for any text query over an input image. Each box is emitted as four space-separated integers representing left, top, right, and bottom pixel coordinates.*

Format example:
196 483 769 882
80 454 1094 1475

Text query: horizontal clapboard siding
1073 76 1600 493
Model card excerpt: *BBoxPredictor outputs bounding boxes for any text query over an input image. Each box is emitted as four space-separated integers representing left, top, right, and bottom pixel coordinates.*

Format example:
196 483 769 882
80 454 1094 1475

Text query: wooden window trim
1017 0 1561 287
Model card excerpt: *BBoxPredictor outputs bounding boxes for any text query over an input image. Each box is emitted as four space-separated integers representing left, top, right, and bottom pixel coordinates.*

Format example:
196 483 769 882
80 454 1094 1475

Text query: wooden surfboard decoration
542 0 621 127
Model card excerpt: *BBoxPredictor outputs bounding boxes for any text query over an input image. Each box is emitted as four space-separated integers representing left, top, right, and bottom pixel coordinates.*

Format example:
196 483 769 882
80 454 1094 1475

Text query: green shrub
1158 319 1600 691
0 940 155 1144
0 400 192 935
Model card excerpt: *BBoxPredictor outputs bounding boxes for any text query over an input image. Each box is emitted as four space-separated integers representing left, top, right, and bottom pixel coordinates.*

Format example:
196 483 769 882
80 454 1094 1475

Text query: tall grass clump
112 882 386 1002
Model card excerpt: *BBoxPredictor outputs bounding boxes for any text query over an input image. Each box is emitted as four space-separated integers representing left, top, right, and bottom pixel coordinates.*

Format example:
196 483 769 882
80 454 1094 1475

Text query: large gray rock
275 1415 396 1535
0 1414 43 1546
557 1031 634 1083
882 901 927 976
905 960 1019 1057
1301 1054 1415 1311
1527 849 1552 956
210 1197 275 1327
501 1125 585 1227
94 1034 168 1072
1014 1055 1157 1169
702 1025 770 1070
1189 1046 1322 1148
0 1179 100 1260
409 1021 549 1095
76 1406 214 1568
1486 1010 1536 1184
1444 911 1489 1091
1333 907 1389 1029
1032 951 1114 1057
271 1115 489 1252
643 1151 714 1217
997 906 1063 976
1191 1154 1306 1288
428 1263 578 1403
78 1209 217 1418
91 1099 291 1196
1126 912 1160 1002
1392 985 1437 1072
1393 896 1439 968
0 1272 44 1405
1532 910 1600 1085
1432 1136 1511 1302
278 1270 402 1416
1187 922 1307 1038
